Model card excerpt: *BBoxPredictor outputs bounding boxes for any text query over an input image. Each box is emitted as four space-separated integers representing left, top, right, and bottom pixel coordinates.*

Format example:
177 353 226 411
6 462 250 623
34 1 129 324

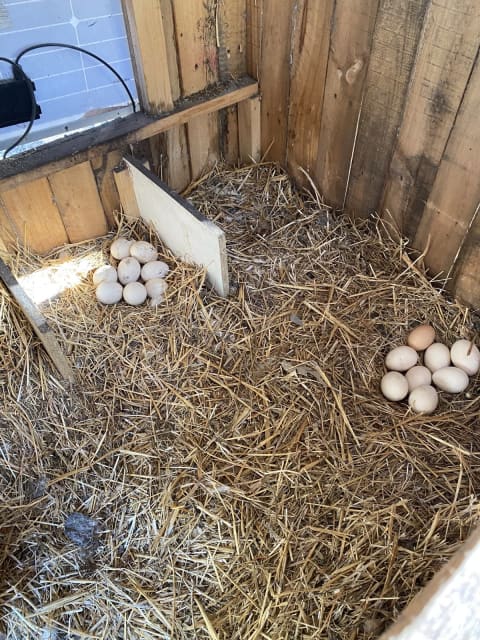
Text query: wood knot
345 58 364 85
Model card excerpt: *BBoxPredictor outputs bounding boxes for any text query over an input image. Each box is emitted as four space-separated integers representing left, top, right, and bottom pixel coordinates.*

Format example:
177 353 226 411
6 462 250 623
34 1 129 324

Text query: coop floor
1 164 479 640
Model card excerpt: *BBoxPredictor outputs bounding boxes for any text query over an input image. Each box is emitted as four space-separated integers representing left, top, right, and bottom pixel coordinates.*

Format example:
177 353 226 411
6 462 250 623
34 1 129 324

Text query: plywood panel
381 1 480 237
345 0 429 217
314 0 379 207
48 162 108 243
1 178 68 254
413 54 480 282
218 0 247 79
286 0 334 185
260 0 295 162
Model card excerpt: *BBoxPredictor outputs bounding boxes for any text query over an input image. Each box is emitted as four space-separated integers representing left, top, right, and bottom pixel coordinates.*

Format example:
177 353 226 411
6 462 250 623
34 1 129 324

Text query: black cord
1 57 37 159
16 43 136 113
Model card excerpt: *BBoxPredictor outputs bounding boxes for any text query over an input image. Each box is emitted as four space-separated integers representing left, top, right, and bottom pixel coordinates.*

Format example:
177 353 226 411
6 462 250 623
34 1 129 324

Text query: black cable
1 57 37 159
16 43 136 114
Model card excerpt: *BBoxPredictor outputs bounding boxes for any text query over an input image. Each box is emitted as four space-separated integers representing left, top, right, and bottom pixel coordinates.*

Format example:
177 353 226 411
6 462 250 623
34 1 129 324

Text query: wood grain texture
122 0 173 113
260 0 295 162
90 150 123 227
113 165 141 219
451 209 480 309
345 0 429 217
0 178 68 254
287 0 334 185
246 0 262 79
238 96 261 162
48 162 108 243
413 53 480 283
381 0 480 237
223 105 240 164
0 197 17 251
314 0 379 207
218 0 247 79
188 114 220 180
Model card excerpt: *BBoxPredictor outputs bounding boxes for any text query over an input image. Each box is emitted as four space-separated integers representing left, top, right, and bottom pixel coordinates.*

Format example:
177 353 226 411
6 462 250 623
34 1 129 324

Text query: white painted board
124 156 229 296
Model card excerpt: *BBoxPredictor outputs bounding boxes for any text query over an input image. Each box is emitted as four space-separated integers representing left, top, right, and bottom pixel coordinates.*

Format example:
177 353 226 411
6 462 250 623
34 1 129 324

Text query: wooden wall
254 0 480 310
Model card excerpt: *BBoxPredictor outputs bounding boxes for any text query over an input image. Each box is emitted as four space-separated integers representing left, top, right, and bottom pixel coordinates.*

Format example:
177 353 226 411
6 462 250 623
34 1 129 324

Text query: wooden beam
0 79 258 192
0 258 74 381
113 165 141 219
238 96 261 162
121 0 173 113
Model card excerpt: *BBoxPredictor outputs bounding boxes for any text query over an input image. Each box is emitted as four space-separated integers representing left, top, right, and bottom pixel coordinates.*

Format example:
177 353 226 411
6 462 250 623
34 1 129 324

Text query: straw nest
0 163 479 640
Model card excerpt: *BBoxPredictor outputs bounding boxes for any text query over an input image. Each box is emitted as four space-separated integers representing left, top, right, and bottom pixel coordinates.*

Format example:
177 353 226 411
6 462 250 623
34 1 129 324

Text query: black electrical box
0 78 41 128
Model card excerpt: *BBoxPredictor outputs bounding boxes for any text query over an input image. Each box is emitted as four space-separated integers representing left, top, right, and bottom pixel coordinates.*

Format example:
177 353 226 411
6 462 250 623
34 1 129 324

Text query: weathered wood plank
223 105 240 165
238 96 260 162
0 178 68 254
218 0 247 79
90 150 123 227
48 162 108 243
246 0 262 79
188 114 220 179
121 0 173 113
345 0 429 217
451 210 480 309
381 0 480 237
113 165 141 219
0 257 74 381
287 0 334 185
260 0 295 162
413 53 480 284
314 0 379 207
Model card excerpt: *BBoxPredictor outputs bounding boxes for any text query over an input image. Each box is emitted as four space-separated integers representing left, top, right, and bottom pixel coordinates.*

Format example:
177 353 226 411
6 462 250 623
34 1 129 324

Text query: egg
432 366 469 393
424 343 450 372
407 324 435 351
110 237 134 260
450 339 480 376
92 265 117 286
117 257 141 285
141 260 170 281
96 281 123 304
408 385 438 414
130 240 158 264
149 296 165 307
145 278 168 299
123 281 147 306
380 371 409 401
385 346 418 372
405 365 432 391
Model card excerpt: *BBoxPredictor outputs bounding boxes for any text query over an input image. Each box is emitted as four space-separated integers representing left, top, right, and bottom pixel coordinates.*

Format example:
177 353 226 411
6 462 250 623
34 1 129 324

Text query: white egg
141 260 170 281
149 296 165 307
405 365 432 391
93 265 117 286
380 371 409 401
145 278 168 299
450 339 480 376
385 346 418 372
408 385 438 414
117 257 141 285
123 281 147 306
424 343 450 372
130 240 158 264
432 366 469 393
110 237 134 260
96 281 123 304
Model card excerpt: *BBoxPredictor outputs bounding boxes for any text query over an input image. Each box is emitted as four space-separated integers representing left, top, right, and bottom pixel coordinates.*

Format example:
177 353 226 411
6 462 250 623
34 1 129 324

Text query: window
0 0 138 155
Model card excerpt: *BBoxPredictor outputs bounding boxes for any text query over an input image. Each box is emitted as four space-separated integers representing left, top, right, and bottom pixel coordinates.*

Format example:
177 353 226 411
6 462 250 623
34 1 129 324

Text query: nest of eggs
0 162 479 640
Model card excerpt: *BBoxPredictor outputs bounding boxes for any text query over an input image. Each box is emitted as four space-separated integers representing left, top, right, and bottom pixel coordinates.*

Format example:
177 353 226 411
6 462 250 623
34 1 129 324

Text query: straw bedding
0 163 479 639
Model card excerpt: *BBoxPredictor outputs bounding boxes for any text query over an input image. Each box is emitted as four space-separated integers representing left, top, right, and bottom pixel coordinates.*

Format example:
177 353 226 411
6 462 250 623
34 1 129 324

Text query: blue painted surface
0 0 138 152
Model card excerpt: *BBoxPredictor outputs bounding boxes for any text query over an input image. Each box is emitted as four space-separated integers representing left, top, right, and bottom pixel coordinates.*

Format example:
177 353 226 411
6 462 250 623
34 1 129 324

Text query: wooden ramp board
123 156 229 297
0 258 74 381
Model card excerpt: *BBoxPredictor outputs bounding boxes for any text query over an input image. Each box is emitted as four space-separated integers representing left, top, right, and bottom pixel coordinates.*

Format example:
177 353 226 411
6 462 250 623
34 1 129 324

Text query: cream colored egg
145 278 168 299
408 385 438 414
380 371 409 401
110 237 134 260
93 265 117 286
450 339 480 376
95 281 123 304
117 257 141 285
385 346 418 372
141 260 170 281
424 343 450 372
432 366 469 393
407 324 435 351
405 365 432 391
130 240 158 264
123 281 147 305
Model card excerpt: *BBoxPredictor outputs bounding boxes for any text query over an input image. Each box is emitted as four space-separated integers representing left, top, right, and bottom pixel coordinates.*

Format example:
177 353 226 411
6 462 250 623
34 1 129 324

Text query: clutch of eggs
381 323 479 414
92 237 170 306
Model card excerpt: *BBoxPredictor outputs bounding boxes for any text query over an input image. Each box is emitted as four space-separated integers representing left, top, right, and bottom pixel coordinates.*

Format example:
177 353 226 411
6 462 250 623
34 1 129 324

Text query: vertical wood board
451 209 480 309
314 0 379 207
238 96 261 162
218 0 247 79
113 165 141 219
91 150 123 227
246 0 262 79
223 105 240 164
48 162 108 243
125 157 229 296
